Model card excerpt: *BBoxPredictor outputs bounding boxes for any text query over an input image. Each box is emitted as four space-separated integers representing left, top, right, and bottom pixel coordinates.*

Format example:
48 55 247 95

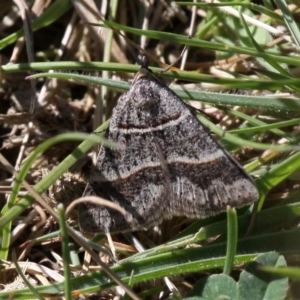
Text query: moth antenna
139 43 187 74
161 44 188 74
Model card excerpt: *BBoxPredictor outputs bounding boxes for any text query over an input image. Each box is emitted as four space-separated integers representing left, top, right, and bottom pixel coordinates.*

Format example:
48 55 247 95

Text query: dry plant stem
97 0 119 129
3 260 65 284
180 0 198 71
15 122 32 170
149 0 163 30
37 11 77 107
9 200 46 246
82 250 92 273
0 187 27 195
9 36 25 63
140 0 151 49
10 0 30 62
11 203 47 245
31 204 47 231
10 0 47 62
100 0 108 16
106 232 117 259
164 276 181 298
12 0 36 113
97 2 108 128
65 196 127 218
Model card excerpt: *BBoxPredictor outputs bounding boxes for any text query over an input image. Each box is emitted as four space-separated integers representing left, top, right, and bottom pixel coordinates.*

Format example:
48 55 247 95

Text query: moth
79 66 258 233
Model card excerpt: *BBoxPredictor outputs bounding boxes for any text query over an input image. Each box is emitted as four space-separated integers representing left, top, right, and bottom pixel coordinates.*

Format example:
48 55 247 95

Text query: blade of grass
20 70 300 111
2 227 300 298
223 207 238 275
57 204 72 300
274 0 300 48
